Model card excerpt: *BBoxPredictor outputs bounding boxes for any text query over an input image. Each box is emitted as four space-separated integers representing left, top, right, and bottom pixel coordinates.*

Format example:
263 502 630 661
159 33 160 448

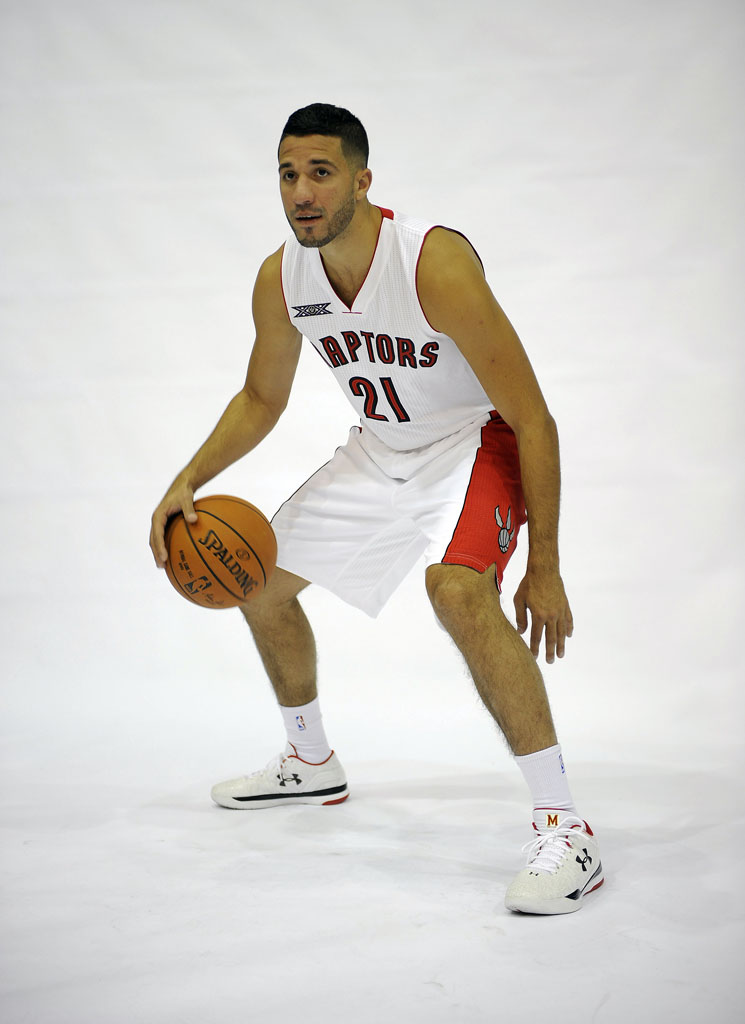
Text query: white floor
2 0 743 1020
2 733 743 1023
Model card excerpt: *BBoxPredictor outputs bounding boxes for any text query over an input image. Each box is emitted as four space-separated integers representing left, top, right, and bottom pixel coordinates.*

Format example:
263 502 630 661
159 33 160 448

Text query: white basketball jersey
280 208 494 453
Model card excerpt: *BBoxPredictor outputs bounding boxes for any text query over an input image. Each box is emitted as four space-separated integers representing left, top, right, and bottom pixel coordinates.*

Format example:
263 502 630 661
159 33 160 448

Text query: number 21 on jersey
349 376 411 423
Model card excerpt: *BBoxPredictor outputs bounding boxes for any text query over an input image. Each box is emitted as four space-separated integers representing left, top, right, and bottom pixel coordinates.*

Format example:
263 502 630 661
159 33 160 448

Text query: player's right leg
210 567 349 809
213 427 427 812
239 567 316 708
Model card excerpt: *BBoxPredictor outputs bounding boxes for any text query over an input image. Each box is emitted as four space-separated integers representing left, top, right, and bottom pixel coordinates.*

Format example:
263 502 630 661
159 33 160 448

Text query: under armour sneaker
210 745 349 810
504 811 604 915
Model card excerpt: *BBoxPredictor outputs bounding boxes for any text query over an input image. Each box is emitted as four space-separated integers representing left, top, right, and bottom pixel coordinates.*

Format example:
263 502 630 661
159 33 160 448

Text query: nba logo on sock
559 753 565 775
295 715 306 731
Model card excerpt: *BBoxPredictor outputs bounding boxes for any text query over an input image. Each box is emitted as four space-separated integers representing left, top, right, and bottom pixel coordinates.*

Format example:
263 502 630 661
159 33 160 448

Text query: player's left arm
417 228 573 663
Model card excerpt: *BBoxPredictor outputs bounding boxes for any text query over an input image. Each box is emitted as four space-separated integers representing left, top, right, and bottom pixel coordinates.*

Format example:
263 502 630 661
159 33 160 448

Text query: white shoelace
521 815 586 875
248 752 286 780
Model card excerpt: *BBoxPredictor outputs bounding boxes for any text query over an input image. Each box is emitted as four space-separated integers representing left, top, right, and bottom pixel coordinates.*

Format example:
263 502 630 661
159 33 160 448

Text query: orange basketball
165 495 277 609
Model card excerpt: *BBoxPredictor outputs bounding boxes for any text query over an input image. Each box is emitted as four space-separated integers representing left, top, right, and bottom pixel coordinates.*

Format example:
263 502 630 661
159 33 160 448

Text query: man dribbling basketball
150 103 603 915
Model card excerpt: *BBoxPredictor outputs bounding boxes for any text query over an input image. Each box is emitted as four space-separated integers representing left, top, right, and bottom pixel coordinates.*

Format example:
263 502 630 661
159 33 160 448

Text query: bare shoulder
417 227 492 333
252 244 299 341
254 244 285 298
418 226 485 284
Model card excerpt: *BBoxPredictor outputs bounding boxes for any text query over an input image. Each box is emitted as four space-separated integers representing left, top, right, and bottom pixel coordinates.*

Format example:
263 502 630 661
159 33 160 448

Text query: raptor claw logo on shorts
495 505 515 553
293 302 333 317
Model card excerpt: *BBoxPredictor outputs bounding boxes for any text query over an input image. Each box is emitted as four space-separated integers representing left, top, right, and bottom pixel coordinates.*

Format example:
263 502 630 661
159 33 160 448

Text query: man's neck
320 202 383 306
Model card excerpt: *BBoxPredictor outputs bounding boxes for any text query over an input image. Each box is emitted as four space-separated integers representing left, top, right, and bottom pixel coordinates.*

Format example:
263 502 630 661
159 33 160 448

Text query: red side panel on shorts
441 413 527 587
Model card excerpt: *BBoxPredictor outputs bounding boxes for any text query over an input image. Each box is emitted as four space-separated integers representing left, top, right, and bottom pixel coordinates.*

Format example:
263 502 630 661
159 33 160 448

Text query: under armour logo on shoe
576 849 592 871
278 772 302 787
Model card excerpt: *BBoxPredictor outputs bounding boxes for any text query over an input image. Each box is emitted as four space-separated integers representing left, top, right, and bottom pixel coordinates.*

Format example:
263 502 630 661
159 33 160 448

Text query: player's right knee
239 568 310 621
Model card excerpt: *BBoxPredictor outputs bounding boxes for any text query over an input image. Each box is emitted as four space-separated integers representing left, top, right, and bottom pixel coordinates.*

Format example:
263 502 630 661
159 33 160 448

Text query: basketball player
150 103 603 915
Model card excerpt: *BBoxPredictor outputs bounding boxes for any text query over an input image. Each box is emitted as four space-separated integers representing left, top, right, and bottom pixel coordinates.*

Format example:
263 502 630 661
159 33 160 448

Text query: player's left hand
513 569 573 664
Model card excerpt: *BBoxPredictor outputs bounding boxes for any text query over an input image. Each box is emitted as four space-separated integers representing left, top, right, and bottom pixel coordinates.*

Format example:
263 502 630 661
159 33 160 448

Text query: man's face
278 134 361 248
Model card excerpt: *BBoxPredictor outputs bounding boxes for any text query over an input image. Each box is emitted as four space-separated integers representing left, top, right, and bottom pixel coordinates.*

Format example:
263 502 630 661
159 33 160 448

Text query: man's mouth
295 212 322 223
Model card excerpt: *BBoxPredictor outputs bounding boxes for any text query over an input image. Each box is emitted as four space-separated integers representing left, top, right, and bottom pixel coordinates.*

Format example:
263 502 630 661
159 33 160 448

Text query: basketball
165 495 277 609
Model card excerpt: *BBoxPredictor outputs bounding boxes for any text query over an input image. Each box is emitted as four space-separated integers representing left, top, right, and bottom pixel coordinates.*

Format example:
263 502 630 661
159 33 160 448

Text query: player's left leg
425 562 604 914
425 562 555 755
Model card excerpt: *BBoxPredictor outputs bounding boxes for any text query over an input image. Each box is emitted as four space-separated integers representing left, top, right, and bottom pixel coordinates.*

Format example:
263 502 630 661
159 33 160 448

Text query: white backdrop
1 2 743 1021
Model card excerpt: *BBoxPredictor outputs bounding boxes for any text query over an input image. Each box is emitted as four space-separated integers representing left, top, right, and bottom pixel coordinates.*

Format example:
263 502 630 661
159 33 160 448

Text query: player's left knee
425 563 489 631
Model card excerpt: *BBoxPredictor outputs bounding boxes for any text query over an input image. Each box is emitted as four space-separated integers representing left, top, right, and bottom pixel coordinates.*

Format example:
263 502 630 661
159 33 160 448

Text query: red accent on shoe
322 794 349 806
287 744 336 767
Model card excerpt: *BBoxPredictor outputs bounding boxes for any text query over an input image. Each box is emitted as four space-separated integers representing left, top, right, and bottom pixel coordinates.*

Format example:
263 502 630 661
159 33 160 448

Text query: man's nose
293 174 314 204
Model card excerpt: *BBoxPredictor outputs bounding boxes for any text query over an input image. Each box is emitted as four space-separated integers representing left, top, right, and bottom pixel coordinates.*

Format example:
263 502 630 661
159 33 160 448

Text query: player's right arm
149 246 301 567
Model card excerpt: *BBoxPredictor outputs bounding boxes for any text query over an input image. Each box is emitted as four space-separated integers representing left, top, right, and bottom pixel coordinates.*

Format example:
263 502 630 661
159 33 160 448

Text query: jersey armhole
278 242 292 324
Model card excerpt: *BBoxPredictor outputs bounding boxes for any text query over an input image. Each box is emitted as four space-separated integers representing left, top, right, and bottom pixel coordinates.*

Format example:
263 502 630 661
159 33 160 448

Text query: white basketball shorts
271 412 527 617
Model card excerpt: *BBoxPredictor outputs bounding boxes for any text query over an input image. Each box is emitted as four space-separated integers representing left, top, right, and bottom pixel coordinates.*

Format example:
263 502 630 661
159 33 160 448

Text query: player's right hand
149 477 198 568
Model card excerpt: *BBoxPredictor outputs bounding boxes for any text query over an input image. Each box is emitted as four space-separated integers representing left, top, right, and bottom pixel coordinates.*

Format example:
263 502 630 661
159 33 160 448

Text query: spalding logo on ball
165 495 277 609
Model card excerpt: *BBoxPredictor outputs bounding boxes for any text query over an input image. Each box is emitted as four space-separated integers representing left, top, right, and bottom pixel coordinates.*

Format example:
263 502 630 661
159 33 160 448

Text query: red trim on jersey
321 208 388 312
278 242 292 321
378 207 394 220
415 226 485 332
441 413 527 588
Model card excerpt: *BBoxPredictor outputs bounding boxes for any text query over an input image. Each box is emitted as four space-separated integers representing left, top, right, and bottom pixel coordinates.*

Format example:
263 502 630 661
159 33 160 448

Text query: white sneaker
210 745 349 810
504 811 604 915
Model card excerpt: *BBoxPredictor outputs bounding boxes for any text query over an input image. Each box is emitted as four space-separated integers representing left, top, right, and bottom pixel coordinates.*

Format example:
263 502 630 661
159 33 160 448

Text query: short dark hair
280 103 369 169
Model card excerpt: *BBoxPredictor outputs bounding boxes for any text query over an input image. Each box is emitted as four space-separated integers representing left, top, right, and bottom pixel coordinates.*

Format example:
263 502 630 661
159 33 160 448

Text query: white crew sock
279 697 332 764
514 744 578 821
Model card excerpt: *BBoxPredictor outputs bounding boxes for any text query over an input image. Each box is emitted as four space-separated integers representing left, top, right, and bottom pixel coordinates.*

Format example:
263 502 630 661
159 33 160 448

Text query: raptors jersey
280 207 495 456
